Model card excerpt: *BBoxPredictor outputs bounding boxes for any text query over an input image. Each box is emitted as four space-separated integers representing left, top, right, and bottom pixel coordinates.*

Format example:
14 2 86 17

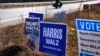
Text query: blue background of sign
39 22 67 56
80 53 93 56
29 12 44 21
23 18 39 35
54 11 66 20
76 19 100 32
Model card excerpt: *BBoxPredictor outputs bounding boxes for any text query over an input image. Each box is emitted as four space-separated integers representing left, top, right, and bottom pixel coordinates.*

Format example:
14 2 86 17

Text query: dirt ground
0 5 100 56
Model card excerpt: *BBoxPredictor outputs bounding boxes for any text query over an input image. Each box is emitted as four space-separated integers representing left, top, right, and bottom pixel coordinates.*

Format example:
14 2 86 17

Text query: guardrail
0 0 93 8
0 0 100 28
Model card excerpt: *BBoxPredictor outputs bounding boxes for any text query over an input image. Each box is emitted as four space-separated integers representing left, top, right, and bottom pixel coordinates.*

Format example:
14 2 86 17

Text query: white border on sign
39 22 67 56
28 17 40 20
76 19 80 56
40 22 67 26
76 19 100 22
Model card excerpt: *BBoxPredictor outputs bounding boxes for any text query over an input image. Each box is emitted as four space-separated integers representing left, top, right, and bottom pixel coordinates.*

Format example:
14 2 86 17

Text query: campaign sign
54 11 66 20
29 12 44 21
26 36 36 52
39 22 67 56
76 19 100 56
23 18 39 35
26 28 39 52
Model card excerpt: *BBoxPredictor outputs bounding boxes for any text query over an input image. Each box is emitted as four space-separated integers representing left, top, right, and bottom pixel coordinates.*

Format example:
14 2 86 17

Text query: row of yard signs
23 12 67 56
23 12 100 56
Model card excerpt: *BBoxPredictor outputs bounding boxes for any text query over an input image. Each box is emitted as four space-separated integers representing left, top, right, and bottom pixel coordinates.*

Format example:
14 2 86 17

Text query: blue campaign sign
39 22 67 56
26 29 39 52
76 19 100 32
23 18 39 35
54 11 66 20
29 12 44 21
76 19 100 56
